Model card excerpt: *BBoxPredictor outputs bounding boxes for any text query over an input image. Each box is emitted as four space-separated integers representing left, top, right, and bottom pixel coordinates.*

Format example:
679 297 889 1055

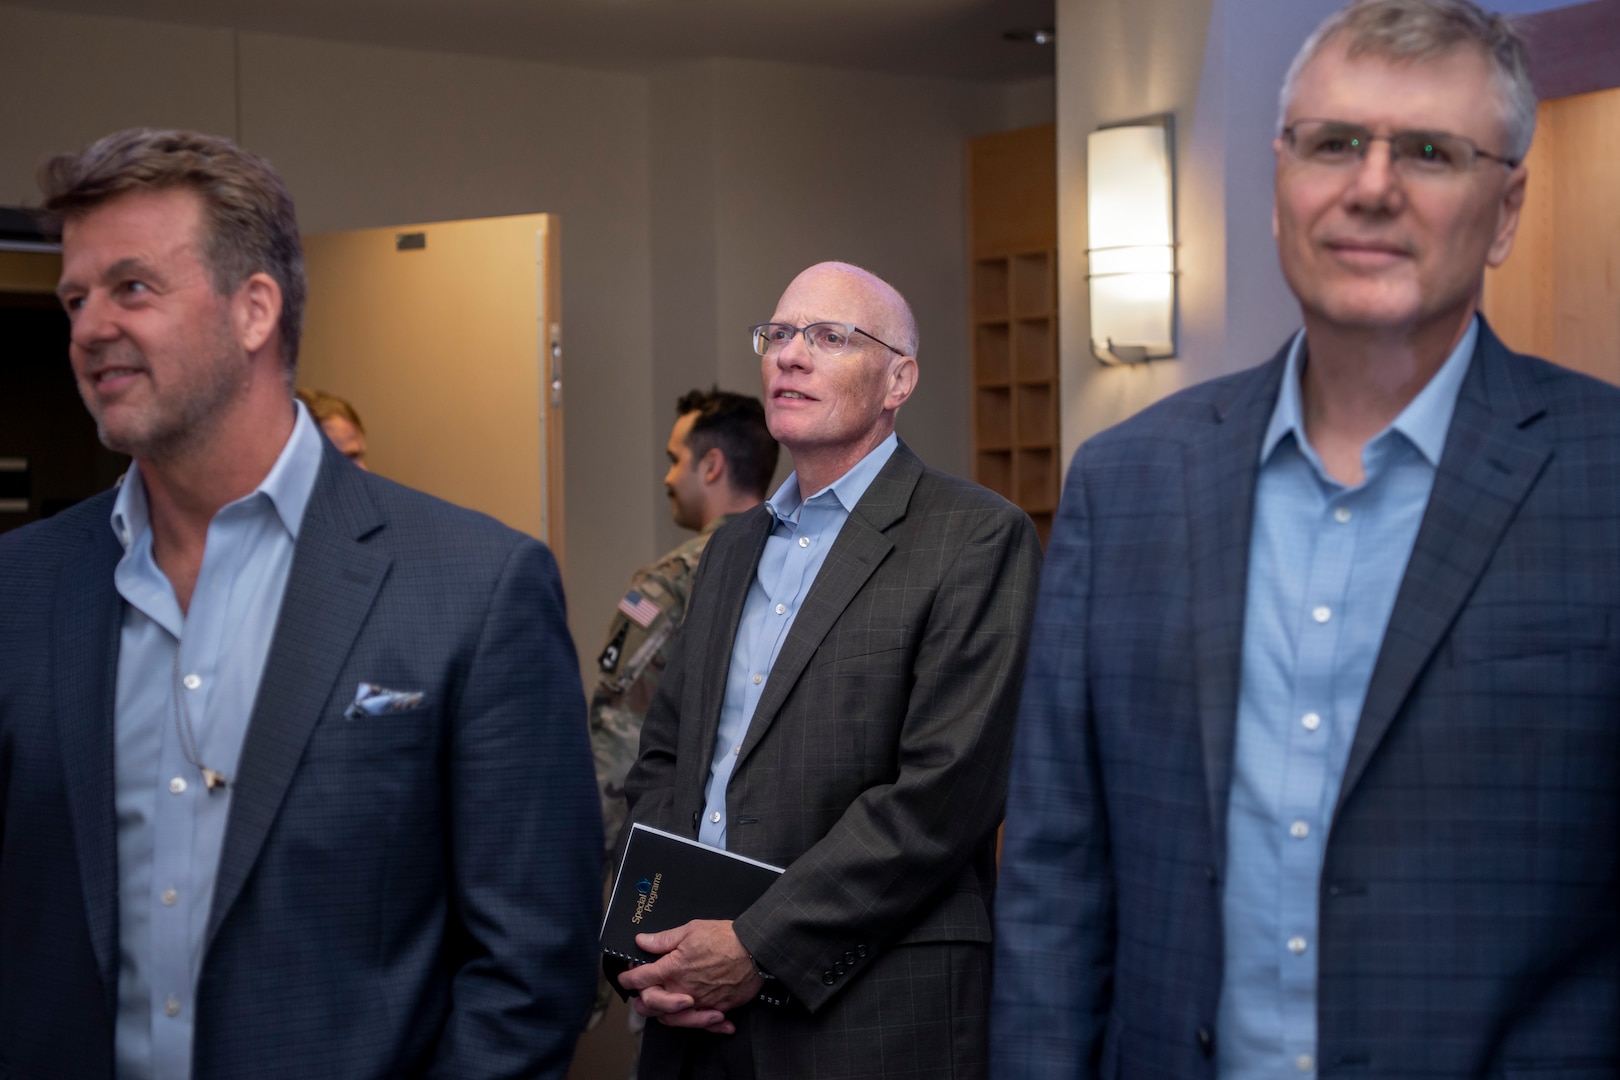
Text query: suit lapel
1185 350 1288 879
53 503 125 1009
1336 324 1551 813
690 509 772 780
206 446 391 947
734 446 919 766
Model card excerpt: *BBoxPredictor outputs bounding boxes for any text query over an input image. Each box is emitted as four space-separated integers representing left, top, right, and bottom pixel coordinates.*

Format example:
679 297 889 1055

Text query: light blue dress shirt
113 402 324 1080
1218 320 1477 1078
698 433 898 849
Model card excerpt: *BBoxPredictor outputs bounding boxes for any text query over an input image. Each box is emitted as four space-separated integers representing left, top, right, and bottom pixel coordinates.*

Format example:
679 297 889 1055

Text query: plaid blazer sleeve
991 444 1117 1076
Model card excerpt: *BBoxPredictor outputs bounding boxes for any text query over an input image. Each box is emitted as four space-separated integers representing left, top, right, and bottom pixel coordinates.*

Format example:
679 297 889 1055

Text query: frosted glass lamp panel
1090 274 1174 356
1086 125 1173 252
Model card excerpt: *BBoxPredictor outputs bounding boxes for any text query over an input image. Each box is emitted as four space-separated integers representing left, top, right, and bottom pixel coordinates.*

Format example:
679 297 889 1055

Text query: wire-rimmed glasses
1282 119 1519 177
750 322 905 358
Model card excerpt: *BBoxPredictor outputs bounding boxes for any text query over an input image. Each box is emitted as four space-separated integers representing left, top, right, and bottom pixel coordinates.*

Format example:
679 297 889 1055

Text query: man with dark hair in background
0 127 600 1079
589 388 778 1066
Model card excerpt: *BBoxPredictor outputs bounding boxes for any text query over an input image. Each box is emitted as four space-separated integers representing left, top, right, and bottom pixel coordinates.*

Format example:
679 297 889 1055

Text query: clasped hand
616 919 765 1034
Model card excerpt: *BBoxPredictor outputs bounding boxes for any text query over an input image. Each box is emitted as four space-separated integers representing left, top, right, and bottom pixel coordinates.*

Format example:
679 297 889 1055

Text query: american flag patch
617 589 661 628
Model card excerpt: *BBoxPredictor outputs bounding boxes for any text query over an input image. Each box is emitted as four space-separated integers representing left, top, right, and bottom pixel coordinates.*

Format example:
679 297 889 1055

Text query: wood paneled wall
1482 86 1620 385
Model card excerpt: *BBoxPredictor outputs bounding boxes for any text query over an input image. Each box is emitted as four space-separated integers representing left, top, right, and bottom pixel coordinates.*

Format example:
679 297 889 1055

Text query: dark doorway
0 291 128 535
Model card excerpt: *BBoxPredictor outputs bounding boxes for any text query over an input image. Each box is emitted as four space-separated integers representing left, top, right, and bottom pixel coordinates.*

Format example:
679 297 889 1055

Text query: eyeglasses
750 322 905 358
1282 119 1519 177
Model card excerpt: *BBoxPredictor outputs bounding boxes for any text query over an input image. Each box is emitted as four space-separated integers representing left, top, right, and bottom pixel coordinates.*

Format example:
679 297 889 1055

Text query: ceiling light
1003 28 1055 45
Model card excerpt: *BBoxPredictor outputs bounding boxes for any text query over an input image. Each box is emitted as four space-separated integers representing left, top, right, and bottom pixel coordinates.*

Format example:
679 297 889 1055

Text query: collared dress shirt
698 434 898 849
1218 319 1477 1078
113 403 324 1080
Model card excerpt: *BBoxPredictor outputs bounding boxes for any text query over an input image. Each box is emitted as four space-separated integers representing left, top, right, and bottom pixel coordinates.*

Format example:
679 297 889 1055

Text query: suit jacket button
834 962 846 975
1197 1026 1214 1057
822 971 836 986
844 951 855 965
856 944 869 958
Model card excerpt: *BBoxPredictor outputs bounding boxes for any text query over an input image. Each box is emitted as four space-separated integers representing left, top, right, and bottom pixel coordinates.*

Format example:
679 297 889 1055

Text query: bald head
781 262 919 358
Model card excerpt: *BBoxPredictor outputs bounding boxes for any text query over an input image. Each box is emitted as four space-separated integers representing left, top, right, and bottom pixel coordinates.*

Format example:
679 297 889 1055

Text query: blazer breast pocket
307 688 436 762
814 627 912 667
1448 609 1610 666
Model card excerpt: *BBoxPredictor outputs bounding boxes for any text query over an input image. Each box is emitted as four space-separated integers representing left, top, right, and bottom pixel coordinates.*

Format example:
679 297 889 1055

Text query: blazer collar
54 492 126 1013
1186 343 1291 881
205 441 392 948
724 442 923 768
1336 318 1550 812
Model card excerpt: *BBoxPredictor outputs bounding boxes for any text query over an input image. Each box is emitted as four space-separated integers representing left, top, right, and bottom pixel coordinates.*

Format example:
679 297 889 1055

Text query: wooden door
300 214 565 561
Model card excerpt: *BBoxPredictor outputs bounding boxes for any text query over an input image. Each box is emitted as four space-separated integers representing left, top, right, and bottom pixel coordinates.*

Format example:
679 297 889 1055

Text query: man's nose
775 331 814 370
69 291 120 350
1345 140 1403 212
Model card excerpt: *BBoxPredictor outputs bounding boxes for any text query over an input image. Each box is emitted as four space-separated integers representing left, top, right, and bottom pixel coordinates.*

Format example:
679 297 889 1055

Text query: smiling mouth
90 366 144 386
776 390 814 400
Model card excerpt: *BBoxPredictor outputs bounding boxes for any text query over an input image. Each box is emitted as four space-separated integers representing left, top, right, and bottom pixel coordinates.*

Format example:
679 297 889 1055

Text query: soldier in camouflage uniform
587 388 778 1061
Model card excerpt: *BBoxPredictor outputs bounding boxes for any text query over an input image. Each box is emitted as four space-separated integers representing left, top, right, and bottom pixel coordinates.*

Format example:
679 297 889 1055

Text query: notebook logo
631 872 663 924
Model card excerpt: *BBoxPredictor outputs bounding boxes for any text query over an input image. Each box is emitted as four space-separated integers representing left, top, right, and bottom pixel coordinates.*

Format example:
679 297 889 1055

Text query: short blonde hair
296 388 365 435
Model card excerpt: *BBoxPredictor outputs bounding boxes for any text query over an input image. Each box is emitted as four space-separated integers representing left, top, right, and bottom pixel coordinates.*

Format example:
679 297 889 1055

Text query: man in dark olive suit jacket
621 262 1042 1079
0 128 599 1080
993 3 1620 1077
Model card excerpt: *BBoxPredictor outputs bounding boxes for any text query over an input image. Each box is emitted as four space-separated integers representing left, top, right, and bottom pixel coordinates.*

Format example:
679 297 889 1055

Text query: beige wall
0 1 1044 681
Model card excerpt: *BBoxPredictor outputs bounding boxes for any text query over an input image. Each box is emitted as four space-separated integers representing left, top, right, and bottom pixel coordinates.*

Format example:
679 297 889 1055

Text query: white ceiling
18 0 1057 81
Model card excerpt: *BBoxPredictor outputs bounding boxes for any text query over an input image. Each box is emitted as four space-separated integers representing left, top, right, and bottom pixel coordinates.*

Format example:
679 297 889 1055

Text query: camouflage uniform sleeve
588 541 704 860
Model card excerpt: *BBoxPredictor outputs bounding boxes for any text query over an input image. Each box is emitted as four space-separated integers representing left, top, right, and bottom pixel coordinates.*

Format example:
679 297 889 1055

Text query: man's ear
699 446 727 486
235 271 282 357
1485 163 1529 269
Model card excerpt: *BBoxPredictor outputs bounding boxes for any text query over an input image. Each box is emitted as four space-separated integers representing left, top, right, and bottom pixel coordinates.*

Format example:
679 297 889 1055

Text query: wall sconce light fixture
1086 115 1176 364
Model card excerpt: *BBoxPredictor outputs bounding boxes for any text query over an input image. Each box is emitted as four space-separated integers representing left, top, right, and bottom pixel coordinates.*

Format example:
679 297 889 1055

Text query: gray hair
1277 0 1537 162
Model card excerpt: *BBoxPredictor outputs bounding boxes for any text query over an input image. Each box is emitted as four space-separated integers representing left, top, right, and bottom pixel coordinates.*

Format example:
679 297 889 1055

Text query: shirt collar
766 433 900 524
1261 316 1478 469
111 400 326 552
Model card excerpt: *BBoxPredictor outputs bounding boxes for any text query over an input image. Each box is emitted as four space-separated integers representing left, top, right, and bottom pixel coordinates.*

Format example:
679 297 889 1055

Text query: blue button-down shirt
113 402 323 1080
1218 320 1476 1078
698 434 898 849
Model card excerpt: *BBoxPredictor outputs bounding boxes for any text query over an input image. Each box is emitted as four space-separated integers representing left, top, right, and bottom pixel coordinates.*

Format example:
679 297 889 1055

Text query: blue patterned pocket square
345 682 426 720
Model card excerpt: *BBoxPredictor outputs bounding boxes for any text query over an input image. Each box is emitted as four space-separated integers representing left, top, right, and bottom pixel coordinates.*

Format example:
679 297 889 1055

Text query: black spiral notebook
601 823 784 1000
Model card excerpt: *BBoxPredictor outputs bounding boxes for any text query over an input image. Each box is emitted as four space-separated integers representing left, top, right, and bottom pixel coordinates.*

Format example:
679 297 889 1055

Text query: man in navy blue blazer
0 129 600 1079
993 2 1620 1076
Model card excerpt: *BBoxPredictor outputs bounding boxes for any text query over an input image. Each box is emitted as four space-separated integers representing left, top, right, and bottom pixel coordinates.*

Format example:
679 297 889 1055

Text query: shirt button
182 673 201 690
798 536 810 548
1301 712 1322 731
1312 605 1332 624
775 603 787 615
733 745 741 756
752 673 763 685
710 811 722 824
1287 935 1308 955
1333 507 1352 524
1289 820 1310 839
161 887 178 906
164 996 181 1017
1297 1053 1315 1072
169 777 187 795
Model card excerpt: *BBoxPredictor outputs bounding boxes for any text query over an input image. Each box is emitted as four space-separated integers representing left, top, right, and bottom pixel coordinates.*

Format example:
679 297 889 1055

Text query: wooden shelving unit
967 124 1058 545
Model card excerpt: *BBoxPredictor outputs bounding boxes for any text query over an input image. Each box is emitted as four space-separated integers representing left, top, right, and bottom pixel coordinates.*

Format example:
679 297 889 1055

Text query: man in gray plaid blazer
620 262 1043 1078
994 1 1620 1076
0 128 599 1079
